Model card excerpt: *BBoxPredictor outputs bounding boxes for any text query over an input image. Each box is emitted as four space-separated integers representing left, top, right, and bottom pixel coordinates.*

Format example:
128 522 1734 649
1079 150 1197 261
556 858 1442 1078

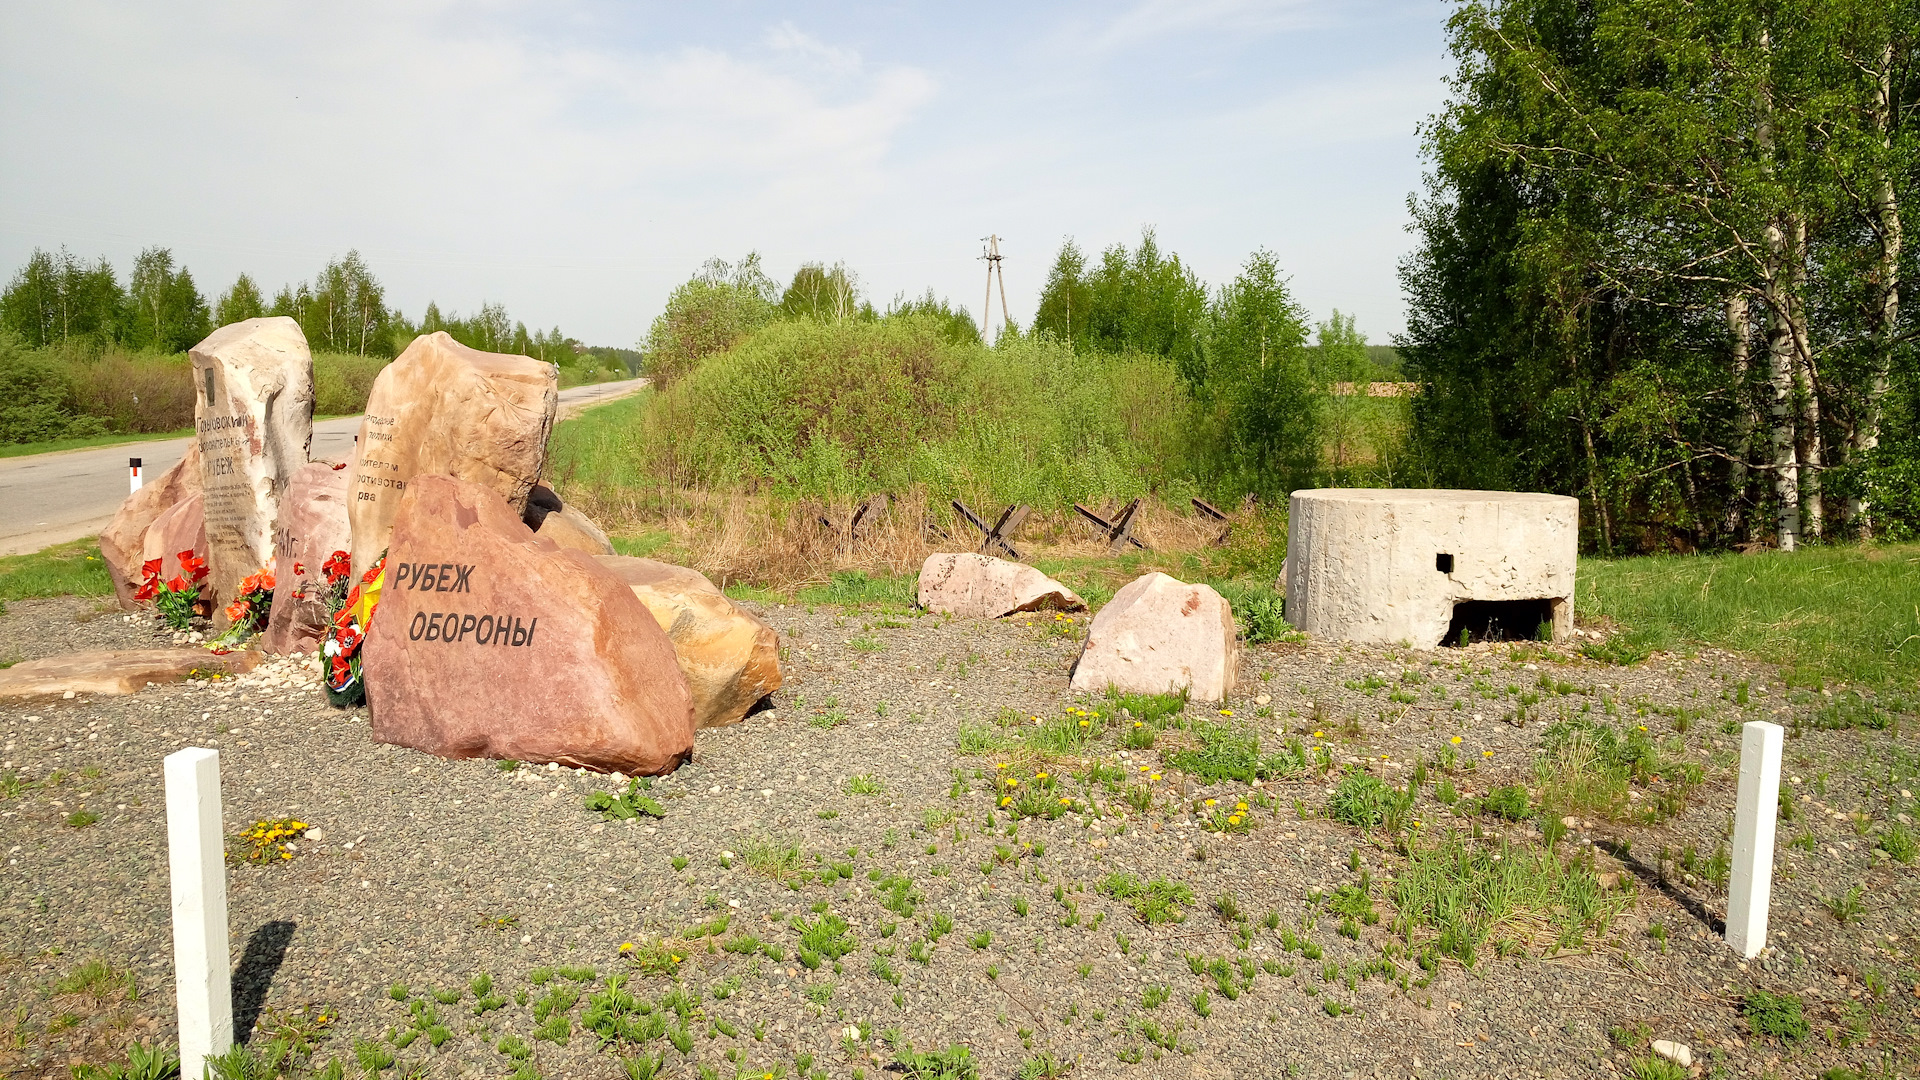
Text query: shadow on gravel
1596 840 1726 935
232 920 296 1042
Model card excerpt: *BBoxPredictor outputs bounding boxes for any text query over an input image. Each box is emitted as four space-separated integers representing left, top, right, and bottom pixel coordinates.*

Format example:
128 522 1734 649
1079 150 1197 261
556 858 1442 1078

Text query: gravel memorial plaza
4 593 1919 1079
1 321 1916 1080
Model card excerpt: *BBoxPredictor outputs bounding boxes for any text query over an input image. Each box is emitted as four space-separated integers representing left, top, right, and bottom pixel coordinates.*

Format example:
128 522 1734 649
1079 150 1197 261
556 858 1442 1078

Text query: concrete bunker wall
1284 489 1579 648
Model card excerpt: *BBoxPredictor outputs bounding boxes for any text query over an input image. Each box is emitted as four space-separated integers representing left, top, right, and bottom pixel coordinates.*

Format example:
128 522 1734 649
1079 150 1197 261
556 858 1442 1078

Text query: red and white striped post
129 457 143 494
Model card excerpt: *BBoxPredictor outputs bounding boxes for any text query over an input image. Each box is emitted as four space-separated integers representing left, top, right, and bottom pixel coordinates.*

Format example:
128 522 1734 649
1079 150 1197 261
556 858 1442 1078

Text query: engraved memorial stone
348 332 558 579
363 475 694 775
190 317 314 623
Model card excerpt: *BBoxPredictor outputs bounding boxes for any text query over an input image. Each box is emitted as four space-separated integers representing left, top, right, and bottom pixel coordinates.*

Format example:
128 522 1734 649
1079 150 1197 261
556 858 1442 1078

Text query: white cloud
1089 0 1329 51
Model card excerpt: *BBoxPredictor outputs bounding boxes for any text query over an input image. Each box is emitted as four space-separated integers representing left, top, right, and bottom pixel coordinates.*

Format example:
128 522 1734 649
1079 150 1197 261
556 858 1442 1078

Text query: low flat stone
101 445 201 608
916 552 1085 618
595 555 783 728
363 475 694 774
263 461 352 654
1069 572 1237 702
0 648 262 699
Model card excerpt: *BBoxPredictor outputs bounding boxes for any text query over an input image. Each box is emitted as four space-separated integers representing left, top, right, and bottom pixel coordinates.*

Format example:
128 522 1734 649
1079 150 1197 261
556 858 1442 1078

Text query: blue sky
0 1 1454 347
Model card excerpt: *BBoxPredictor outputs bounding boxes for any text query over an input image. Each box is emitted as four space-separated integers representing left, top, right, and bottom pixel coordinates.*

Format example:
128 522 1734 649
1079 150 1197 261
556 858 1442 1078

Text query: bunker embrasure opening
1435 553 1454 573
1444 598 1556 647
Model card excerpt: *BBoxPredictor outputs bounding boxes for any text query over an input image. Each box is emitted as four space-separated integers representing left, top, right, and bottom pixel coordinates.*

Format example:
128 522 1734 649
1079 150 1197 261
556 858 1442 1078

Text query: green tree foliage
0 248 126 348
882 290 981 346
780 261 871 322
1199 249 1318 490
1316 311 1375 471
272 250 395 357
1401 0 1920 550
643 254 781 385
1033 229 1207 382
125 247 210 353
215 273 267 326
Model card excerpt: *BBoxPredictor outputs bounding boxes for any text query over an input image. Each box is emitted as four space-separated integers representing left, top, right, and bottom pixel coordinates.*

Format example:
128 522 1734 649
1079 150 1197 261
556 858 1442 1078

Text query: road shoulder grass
1578 543 1920 690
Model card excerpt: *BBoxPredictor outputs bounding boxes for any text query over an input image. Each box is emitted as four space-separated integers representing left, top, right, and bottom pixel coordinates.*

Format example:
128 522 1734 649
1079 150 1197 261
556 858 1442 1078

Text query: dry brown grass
563 483 1231 591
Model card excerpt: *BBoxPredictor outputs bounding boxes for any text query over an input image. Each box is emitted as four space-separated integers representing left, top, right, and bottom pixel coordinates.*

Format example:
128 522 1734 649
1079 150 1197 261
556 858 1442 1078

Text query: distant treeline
0 245 631 368
0 246 633 444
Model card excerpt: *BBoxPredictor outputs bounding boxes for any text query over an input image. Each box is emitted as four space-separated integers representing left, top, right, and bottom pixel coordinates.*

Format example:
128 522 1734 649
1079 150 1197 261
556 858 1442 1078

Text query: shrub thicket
614 315 1199 508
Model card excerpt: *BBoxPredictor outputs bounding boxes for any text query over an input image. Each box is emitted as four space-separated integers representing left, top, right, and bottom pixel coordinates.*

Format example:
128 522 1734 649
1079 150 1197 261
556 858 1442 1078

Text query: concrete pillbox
1285 488 1579 648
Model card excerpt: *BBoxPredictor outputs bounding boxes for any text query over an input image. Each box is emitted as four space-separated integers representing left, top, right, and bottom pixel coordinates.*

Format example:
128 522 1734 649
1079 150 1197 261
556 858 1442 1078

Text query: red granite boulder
363 475 694 775
261 461 352 654
139 492 209 589
100 445 200 609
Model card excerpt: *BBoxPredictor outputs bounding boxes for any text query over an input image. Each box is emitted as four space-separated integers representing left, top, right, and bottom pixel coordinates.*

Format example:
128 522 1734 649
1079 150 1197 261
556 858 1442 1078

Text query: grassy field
0 426 195 460
0 539 113 609
1579 543 1920 691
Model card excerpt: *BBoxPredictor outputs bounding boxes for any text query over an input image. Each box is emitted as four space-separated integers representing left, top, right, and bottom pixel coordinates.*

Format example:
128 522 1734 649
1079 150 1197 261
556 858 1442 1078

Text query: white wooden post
165 748 232 1077
129 457 143 494
1726 721 1783 958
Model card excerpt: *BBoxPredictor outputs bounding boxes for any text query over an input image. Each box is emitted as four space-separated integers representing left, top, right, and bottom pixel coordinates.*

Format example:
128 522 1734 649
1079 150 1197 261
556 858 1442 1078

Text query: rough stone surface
525 486 614 556
191 317 315 623
139 493 208 587
916 552 1085 618
1069 572 1237 701
1651 1041 1692 1068
348 332 557 580
100 445 202 609
595 555 783 729
262 462 352 655
363 476 693 774
1285 489 1579 648
0 647 260 699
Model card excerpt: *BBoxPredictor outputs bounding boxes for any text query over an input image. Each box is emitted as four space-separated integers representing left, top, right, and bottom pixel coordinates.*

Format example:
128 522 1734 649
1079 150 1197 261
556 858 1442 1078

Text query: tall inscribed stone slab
349 332 557 580
191 317 314 623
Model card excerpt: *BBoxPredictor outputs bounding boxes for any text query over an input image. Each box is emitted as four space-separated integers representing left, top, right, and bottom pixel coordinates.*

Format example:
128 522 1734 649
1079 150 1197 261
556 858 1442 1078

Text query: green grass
0 539 114 603
1389 834 1632 965
1167 722 1307 783
1579 543 1920 688
0 425 196 460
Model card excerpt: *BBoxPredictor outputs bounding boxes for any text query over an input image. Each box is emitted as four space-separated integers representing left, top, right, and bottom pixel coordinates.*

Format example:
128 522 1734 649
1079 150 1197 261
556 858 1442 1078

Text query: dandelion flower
1228 815 1242 825
1312 731 1325 738
1035 772 1049 780
1235 802 1247 811
1059 797 1071 806
1005 779 1019 788
1449 735 1463 745
1483 750 1494 757
1219 709 1234 716
1079 720 1091 728
997 763 1009 770
1205 799 1217 806
1149 773 1161 780
1000 796 1013 807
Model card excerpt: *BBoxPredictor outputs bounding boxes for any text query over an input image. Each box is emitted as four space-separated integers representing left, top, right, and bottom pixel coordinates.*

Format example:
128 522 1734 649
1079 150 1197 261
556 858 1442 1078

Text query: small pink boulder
1069 572 1237 702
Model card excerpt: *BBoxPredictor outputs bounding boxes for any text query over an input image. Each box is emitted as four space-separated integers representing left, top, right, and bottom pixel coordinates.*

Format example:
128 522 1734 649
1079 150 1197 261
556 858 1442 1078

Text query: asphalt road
0 378 646 557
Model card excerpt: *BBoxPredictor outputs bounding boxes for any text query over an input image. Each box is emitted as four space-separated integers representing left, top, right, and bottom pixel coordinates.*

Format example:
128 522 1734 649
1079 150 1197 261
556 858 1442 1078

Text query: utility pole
980 235 1009 338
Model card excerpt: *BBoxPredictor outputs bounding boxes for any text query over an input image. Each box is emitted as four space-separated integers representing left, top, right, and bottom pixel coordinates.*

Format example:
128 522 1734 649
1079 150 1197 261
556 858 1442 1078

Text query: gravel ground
2 593 1917 1079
